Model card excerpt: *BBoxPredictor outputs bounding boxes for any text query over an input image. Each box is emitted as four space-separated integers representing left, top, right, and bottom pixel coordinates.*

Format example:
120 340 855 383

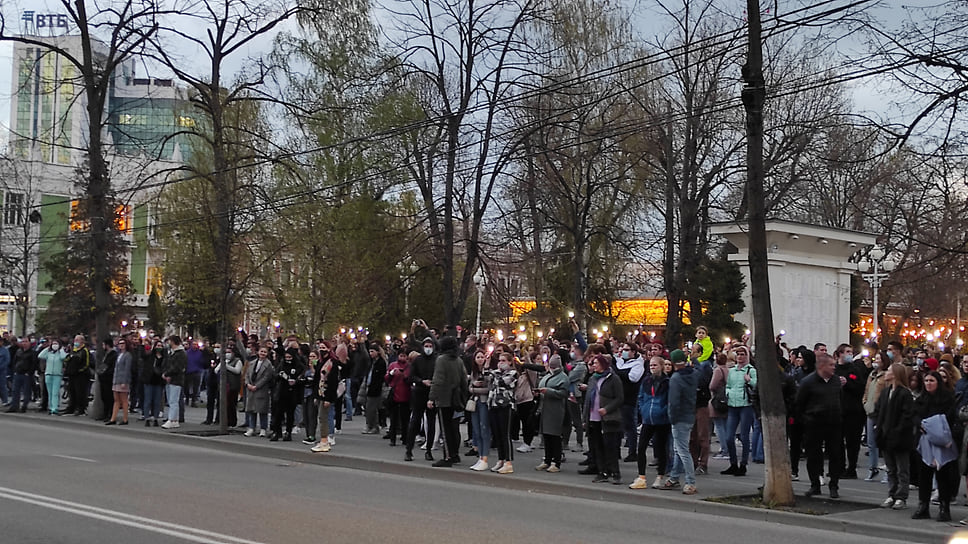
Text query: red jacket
385 360 412 403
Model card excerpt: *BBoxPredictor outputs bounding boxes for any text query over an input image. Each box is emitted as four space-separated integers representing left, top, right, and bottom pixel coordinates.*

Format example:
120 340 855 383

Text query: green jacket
429 353 468 408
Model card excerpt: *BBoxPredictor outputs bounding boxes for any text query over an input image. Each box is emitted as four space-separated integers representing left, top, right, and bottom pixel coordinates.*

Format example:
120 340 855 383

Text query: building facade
3 34 190 334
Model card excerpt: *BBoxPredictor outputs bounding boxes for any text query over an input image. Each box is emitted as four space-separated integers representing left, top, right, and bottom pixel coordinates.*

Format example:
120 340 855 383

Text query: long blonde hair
888 363 909 390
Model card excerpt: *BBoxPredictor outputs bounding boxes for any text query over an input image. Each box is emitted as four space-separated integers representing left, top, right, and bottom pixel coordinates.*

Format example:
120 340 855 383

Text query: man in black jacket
796 353 844 498
8 338 38 413
405 336 438 462
833 343 869 479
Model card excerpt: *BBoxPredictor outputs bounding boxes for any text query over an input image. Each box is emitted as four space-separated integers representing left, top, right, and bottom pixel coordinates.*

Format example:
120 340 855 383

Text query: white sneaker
328 435 336 446
244 428 255 437
490 461 505 472
497 463 514 474
160 421 172 429
516 444 533 453
311 442 331 453
470 460 488 471
880 497 895 508
335 429 342 435
892 499 907 510
652 476 665 488
165 421 180 429
258 429 267 438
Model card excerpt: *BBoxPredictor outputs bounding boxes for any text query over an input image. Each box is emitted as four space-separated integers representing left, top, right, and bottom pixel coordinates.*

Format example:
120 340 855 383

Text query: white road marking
0 486 266 544
51 454 97 463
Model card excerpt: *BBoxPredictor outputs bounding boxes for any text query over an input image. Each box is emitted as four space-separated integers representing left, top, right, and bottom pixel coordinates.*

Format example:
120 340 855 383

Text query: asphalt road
0 417 933 544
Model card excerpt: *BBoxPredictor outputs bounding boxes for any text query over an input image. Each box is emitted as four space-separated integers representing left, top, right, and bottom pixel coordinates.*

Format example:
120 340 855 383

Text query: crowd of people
1 322 967 523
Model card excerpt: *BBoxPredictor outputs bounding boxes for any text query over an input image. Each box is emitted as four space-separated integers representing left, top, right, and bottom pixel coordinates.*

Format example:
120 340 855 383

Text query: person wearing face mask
405 336 439 462
202 343 222 425
269 348 308 442
427 336 468 467
39 339 68 415
833 343 869 480
862 351 889 481
614 343 645 463
488 352 518 473
535 355 569 473
311 343 341 453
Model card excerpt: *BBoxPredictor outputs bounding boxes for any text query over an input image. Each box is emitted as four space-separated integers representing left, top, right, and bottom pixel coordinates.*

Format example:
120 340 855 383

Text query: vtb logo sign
23 11 70 30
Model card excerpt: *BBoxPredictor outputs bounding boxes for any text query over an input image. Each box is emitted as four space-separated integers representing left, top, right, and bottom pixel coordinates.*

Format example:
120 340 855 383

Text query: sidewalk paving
7 398 964 543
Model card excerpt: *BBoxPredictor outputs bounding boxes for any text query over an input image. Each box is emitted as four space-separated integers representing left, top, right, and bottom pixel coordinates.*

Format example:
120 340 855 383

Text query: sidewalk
7 398 962 544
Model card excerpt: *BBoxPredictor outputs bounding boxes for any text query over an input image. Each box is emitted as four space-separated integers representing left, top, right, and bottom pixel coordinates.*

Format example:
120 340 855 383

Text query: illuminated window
177 116 196 128
147 266 162 295
69 200 87 231
115 204 132 233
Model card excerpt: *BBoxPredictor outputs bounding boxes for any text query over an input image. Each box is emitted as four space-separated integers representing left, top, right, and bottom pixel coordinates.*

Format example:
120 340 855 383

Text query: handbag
465 395 477 412
711 387 728 413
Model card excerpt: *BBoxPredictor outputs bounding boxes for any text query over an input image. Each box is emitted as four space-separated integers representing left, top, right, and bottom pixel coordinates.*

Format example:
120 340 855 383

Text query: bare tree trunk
743 0 794 506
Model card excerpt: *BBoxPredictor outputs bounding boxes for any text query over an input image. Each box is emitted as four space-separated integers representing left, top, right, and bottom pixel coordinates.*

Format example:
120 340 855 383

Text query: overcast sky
0 0 943 148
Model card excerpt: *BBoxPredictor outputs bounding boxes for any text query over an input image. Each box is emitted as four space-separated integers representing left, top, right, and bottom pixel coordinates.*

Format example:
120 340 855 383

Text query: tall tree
385 0 543 327
150 0 305 433
0 1 163 345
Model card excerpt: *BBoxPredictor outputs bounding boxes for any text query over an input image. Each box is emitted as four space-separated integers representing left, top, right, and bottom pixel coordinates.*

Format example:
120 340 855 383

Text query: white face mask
498 362 510 371
423 347 433 356
621 350 630 359
214 348 222 355
51 344 60 351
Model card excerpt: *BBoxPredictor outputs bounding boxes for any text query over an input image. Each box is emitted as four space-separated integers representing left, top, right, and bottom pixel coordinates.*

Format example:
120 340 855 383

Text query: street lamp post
473 268 486 334
858 244 895 341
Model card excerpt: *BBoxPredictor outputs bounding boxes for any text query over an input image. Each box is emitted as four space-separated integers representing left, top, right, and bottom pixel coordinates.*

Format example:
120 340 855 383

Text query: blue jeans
866 416 879 471
471 400 491 457
45 375 62 413
0 361 8 404
246 411 268 430
143 384 163 420
751 417 764 462
343 379 354 418
713 417 729 454
725 405 755 466
669 422 696 485
11 373 30 410
166 384 182 422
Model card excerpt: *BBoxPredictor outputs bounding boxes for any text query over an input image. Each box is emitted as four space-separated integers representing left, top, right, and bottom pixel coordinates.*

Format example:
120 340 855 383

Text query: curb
7 412 954 543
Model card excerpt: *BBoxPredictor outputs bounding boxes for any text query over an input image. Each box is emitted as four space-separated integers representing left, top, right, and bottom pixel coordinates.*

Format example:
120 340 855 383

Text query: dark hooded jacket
410 336 438 398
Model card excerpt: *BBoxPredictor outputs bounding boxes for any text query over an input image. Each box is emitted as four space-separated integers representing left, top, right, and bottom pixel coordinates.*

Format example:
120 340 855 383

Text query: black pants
304 396 318 438
637 423 670 476
406 392 436 453
98 376 113 419
69 375 89 414
805 420 843 489
562 399 584 448
490 406 513 461
543 433 563 466
588 421 621 478
511 400 537 445
389 400 410 444
788 420 803 476
842 410 865 473
437 406 461 461
918 458 959 505
621 404 638 455
271 390 300 434
205 372 219 422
